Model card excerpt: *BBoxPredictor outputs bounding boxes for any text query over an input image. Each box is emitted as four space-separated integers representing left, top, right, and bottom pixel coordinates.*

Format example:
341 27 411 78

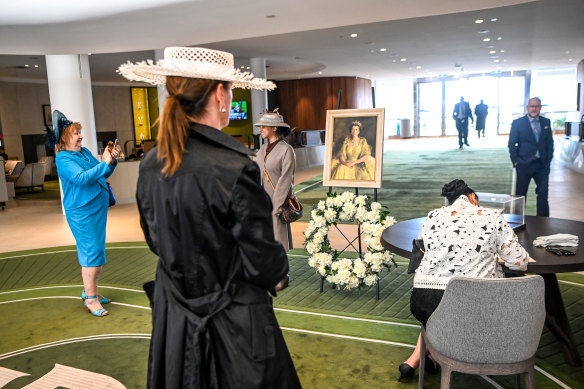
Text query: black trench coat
137 123 302 389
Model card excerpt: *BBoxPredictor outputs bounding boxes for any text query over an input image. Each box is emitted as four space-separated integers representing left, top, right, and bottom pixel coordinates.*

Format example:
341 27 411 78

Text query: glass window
375 79 414 137
419 82 443 136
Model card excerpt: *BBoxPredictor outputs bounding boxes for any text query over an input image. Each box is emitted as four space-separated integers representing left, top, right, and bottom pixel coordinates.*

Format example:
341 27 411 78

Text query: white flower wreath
304 191 397 290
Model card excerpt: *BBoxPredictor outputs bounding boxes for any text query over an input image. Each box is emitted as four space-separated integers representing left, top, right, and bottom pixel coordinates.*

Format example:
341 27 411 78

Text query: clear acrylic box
476 192 525 230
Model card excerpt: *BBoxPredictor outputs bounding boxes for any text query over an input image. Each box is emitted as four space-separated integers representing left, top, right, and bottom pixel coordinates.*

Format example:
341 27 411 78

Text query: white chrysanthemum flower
324 209 336 223
336 268 351 284
367 210 380 223
369 240 383 251
331 261 340 271
317 200 326 211
317 265 327 276
384 216 397 227
342 202 356 217
311 209 319 219
306 241 319 254
314 216 326 228
364 274 377 286
327 275 337 284
316 252 332 266
371 202 382 212
312 231 324 244
339 211 350 221
355 195 367 206
308 256 317 268
353 259 366 277
304 222 315 237
355 207 368 222
326 197 335 207
333 196 344 208
340 191 355 202
347 275 360 289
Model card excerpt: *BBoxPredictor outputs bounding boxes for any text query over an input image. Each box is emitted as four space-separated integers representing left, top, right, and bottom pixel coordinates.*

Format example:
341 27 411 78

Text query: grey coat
255 140 296 251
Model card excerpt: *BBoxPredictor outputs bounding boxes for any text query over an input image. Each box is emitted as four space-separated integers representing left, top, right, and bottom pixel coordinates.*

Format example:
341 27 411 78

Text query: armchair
38 156 54 179
14 163 46 192
419 275 545 389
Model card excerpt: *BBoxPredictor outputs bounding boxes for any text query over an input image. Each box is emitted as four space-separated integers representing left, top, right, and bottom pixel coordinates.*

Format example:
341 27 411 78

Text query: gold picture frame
42 104 52 127
323 108 385 189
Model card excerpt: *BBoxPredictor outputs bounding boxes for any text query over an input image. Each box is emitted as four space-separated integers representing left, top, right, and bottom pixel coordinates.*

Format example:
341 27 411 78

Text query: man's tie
531 118 541 143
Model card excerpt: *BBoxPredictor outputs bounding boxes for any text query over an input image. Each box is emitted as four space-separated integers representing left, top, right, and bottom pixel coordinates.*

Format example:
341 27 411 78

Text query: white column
45 54 98 156
154 49 168 118
250 57 268 135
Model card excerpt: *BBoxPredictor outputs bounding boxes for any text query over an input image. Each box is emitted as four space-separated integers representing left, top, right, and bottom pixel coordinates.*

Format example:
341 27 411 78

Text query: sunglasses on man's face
546 247 576 256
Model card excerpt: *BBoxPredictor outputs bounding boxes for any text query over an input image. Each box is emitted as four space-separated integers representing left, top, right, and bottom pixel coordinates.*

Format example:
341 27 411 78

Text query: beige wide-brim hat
254 109 290 128
118 47 275 90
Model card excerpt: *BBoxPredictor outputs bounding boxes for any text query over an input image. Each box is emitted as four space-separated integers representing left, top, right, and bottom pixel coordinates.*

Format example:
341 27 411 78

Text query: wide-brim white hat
254 109 290 128
118 47 275 90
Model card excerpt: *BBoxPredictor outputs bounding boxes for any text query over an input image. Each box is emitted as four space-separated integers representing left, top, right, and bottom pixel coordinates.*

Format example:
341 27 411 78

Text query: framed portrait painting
323 108 385 189
42 104 52 127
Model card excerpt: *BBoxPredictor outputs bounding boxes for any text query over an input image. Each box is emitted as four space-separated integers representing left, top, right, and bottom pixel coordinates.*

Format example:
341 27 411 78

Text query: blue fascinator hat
45 110 73 148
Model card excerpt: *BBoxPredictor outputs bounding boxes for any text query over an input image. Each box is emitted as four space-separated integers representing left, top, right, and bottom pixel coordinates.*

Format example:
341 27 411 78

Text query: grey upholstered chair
38 156 54 179
419 275 545 389
14 163 46 192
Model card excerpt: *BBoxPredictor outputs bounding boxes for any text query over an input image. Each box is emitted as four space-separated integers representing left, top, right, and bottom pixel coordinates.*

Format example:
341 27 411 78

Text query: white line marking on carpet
274 308 419 328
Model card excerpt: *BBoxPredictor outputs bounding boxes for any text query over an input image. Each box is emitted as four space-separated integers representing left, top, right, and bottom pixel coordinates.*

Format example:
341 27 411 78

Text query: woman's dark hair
441 179 476 205
276 126 291 139
158 76 230 176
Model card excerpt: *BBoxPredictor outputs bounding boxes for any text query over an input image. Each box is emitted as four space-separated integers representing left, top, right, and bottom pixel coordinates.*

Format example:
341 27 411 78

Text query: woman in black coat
119 47 301 389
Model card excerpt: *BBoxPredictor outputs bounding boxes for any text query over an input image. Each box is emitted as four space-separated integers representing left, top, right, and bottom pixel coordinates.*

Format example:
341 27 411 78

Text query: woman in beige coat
255 110 296 251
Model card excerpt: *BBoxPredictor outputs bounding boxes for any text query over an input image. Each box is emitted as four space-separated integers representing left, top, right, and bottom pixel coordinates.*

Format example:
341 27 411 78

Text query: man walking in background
508 97 554 216
453 97 474 149
474 99 488 138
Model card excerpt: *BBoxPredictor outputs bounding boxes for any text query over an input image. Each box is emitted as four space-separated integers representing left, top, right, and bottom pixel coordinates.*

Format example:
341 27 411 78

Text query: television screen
229 101 248 120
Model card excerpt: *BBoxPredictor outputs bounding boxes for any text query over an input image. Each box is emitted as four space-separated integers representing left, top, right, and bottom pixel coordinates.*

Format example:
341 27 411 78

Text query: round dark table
381 215 584 366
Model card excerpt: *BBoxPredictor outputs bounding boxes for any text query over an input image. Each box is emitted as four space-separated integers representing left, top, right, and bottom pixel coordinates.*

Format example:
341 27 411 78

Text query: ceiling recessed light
500 50 505 53
240 66 245 68
365 74 370 77
87 53 92 56
475 19 484 23
497 37 502 40
379 48 387 52
350 33 358 38
493 59 500 63
246 66 250 69
266 15 276 18
24 64 29 68
318 71 322 74
483 37 491 42
392 59 396 63
400 58 406 62
489 50 496 54
478 30 489 34
416 65 422 69
569 58 573 62
34 64 39 68
491 18 498 22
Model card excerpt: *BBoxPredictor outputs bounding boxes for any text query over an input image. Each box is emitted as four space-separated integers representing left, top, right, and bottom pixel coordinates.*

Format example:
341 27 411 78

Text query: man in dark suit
508 97 554 216
474 99 488 138
453 97 474 149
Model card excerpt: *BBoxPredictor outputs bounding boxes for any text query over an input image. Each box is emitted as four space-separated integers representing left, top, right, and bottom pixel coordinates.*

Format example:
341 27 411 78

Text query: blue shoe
81 290 111 304
83 295 109 317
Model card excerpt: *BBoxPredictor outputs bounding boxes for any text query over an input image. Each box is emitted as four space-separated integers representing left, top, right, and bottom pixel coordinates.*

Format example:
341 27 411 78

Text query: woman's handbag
408 238 425 274
107 182 116 207
263 153 303 224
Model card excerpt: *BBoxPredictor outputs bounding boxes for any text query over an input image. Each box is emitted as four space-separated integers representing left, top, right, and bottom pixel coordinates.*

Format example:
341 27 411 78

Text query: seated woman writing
398 179 529 381
329 120 375 181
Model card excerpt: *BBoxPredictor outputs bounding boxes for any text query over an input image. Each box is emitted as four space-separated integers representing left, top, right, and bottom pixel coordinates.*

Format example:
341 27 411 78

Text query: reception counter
107 160 140 204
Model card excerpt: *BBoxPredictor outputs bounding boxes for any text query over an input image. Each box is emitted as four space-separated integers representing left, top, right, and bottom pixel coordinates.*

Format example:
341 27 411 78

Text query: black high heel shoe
424 354 438 374
397 363 415 381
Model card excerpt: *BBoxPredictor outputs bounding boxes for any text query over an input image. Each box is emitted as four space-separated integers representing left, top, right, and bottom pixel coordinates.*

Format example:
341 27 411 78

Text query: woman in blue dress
53 111 120 317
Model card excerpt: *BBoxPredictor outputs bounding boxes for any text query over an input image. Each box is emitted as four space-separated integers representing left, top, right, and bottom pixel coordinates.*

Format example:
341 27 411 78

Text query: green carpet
1 245 582 388
296 147 538 222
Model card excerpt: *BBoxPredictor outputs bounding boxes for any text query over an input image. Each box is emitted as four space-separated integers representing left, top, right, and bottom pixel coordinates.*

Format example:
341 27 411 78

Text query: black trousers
410 288 445 326
455 119 469 146
515 159 550 217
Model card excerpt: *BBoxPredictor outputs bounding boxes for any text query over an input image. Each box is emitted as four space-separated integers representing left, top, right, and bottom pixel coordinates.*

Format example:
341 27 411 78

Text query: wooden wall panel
275 77 372 131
